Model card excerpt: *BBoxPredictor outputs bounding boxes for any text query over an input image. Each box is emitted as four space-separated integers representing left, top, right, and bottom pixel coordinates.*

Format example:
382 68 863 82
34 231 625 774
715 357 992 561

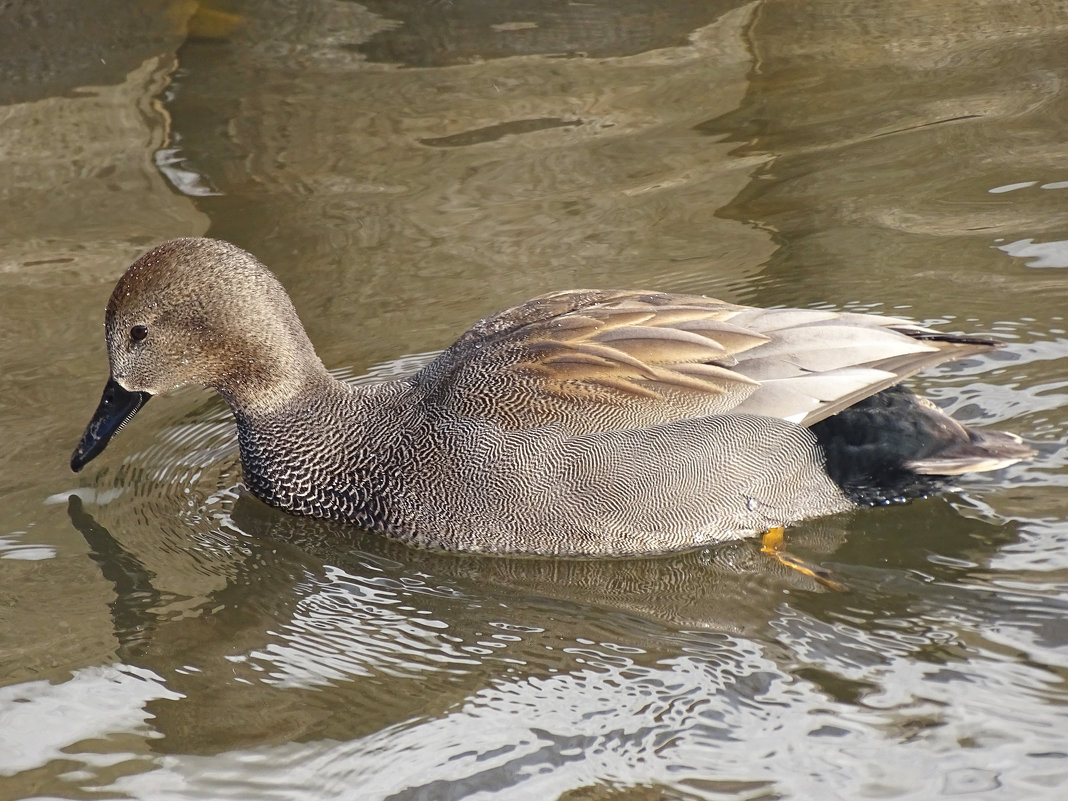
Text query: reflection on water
2 0 1068 799
353 0 741 66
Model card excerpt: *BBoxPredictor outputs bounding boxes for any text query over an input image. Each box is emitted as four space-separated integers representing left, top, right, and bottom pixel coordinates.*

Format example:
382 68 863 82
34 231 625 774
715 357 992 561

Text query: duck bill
71 378 153 472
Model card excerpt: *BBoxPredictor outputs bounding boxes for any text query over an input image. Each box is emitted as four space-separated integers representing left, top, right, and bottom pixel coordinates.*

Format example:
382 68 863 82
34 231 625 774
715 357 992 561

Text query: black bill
71 378 152 472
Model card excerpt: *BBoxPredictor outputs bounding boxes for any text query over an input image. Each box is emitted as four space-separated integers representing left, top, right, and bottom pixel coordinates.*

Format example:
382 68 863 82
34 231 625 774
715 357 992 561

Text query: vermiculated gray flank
71 238 1034 555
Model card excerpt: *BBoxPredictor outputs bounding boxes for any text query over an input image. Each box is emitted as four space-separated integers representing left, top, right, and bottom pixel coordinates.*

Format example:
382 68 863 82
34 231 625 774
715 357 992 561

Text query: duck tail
905 426 1035 475
809 385 1034 505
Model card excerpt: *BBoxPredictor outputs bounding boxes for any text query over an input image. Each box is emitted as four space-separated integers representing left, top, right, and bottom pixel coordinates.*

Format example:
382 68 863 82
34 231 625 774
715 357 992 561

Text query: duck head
71 238 325 472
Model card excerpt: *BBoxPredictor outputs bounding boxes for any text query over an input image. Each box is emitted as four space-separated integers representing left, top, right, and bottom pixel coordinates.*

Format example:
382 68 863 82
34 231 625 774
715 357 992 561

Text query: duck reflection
67 487 1026 756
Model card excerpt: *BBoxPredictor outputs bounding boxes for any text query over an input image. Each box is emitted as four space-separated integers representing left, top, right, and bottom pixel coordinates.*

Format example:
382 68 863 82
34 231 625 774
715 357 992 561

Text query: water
2 1 1067 799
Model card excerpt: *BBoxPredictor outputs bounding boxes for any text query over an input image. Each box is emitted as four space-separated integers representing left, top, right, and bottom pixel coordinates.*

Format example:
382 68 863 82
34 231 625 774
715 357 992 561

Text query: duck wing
410 290 999 433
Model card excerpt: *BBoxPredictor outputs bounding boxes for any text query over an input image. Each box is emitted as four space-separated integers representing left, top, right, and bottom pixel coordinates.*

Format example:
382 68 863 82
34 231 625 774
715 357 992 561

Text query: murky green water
2 1 1067 799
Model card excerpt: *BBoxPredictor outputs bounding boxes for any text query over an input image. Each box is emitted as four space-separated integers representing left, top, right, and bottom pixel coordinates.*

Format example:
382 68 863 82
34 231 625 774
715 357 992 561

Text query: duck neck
233 376 424 527
211 319 335 416
215 360 336 417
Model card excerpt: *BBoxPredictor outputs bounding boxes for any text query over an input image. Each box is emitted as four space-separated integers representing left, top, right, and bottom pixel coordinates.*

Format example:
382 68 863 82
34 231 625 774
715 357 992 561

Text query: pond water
2 1 1067 799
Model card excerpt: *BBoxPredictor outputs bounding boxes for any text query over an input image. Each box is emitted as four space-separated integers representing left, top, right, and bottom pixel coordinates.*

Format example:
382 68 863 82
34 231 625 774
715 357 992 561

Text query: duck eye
130 324 149 342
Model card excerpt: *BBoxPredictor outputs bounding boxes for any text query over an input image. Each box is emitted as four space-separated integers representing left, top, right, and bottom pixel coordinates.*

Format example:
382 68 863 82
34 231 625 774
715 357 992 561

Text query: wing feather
410 290 1001 434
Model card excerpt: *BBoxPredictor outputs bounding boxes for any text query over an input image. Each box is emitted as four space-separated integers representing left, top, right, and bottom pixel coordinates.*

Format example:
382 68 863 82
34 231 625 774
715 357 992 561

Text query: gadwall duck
71 238 1033 556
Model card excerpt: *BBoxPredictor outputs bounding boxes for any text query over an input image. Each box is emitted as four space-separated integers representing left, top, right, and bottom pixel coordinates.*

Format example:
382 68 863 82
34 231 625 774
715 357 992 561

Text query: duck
71 237 1033 556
